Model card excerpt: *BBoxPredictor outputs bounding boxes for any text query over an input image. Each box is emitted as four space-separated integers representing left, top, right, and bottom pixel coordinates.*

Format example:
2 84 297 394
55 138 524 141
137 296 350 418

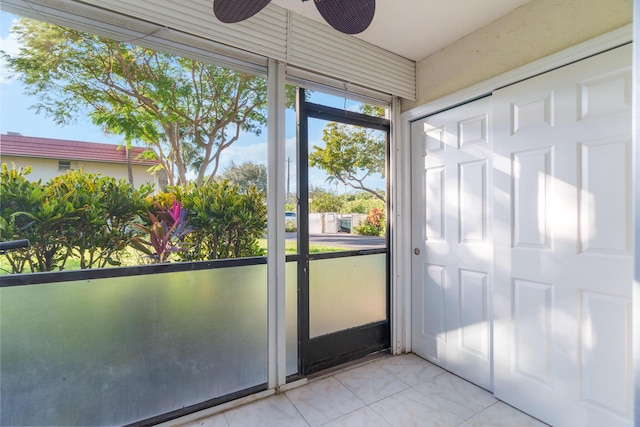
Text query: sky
0 11 385 194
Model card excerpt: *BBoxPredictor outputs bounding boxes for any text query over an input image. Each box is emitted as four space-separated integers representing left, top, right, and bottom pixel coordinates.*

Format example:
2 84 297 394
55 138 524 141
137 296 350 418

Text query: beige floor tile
179 412 229 427
224 394 309 427
174 354 551 427
376 354 445 386
334 360 410 404
370 388 465 427
320 406 392 427
286 376 365 426
413 372 497 420
465 402 549 427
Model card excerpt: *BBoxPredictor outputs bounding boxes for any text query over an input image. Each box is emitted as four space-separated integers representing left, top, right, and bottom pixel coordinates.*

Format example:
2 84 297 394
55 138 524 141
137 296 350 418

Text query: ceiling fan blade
213 0 272 24
313 0 375 34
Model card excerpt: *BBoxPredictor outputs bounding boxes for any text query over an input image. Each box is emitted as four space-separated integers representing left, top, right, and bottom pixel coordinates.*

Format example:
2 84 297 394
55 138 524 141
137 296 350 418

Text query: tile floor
179 353 549 427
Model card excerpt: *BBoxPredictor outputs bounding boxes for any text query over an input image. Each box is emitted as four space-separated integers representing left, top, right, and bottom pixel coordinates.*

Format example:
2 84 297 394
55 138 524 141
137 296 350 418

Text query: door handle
414 248 420 255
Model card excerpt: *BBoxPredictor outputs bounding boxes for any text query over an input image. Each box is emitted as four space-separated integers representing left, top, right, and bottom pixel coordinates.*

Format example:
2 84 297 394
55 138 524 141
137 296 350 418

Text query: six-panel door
411 44 633 427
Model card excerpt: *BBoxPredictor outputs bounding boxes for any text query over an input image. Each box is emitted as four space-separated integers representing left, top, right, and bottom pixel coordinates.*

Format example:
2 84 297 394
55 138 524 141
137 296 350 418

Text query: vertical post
394 97 411 355
296 88 310 375
633 8 640 424
385 98 393 353
267 59 287 389
287 156 291 204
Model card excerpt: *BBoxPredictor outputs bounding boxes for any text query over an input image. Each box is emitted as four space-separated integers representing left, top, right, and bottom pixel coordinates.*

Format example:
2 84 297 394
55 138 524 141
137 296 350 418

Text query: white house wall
404 0 632 110
2 155 157 189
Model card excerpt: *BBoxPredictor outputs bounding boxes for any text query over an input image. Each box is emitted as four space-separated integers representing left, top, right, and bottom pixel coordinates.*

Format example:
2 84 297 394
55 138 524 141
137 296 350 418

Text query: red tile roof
0 134 159 166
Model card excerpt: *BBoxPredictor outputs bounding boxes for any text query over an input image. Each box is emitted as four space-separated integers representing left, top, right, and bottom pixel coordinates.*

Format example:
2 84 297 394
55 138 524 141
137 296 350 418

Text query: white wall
1 155 157 189
403 0 632 111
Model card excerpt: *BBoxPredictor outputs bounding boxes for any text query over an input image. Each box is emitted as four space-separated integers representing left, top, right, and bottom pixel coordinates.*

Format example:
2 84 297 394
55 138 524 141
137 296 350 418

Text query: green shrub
343 197 385 214
285 219 297 232
310 191 343 213
0 164 48 273
353 207 385 237
352 220 379 236
95 177 153 266
1 164 152 273
47 170 153 268
0 164 76 272
174 180 267 260
1 165 268 273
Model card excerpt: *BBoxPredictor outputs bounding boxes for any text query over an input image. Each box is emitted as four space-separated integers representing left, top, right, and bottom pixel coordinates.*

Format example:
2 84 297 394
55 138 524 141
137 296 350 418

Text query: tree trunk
126 147 134 185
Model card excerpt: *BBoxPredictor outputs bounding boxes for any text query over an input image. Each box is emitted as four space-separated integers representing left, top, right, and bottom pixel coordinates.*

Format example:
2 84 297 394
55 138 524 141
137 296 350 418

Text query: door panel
411 97 493 391
492 44 633 427
411 44 632 427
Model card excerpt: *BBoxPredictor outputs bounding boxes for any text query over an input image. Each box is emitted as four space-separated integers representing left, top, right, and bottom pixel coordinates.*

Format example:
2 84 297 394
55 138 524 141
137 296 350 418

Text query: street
285 232 385 249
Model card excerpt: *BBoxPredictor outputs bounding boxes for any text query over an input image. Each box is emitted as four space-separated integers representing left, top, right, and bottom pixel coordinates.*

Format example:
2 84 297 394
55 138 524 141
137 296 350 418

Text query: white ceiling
271 0 530 61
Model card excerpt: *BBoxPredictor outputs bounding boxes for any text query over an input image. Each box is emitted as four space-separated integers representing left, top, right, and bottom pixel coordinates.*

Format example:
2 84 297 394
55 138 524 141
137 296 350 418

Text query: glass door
296 88 390 375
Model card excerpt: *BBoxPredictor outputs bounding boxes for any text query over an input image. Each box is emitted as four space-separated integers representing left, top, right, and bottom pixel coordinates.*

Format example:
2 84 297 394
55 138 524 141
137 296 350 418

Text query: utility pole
287 156 291 203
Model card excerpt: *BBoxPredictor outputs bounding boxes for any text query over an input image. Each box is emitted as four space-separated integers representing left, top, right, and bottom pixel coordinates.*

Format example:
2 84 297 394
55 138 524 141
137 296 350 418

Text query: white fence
308 213 367 234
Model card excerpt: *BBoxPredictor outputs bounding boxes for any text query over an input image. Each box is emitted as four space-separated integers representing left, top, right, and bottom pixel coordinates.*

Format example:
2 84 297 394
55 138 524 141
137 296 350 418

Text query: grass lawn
257 239 350 254
0 240 351 274
0 248 145 275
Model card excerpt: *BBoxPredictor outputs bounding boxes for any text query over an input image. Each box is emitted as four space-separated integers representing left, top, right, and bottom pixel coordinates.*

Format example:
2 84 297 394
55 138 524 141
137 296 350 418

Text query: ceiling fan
213 0 376 35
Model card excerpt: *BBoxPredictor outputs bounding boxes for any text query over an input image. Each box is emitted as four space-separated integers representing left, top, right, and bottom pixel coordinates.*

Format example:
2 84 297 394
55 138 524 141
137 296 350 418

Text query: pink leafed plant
130 200 193 263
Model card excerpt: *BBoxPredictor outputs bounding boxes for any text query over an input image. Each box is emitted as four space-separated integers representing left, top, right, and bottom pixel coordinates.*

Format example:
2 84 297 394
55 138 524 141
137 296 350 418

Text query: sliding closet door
493 44 633 427
411 97 493 391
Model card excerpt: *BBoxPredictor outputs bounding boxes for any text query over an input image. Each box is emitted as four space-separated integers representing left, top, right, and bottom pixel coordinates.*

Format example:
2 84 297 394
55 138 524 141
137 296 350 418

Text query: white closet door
492 44 633 427
411 97 493 391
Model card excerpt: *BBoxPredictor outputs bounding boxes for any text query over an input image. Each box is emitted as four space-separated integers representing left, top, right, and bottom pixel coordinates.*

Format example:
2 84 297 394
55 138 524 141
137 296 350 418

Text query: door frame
397 25 632 355
296 88 392 375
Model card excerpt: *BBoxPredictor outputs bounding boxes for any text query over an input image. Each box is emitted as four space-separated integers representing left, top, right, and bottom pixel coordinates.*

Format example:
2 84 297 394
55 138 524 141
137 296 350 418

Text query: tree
343 191 386 214
4 18 268 186
309 105 386 201
308 186 343 213
218 161 267 194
